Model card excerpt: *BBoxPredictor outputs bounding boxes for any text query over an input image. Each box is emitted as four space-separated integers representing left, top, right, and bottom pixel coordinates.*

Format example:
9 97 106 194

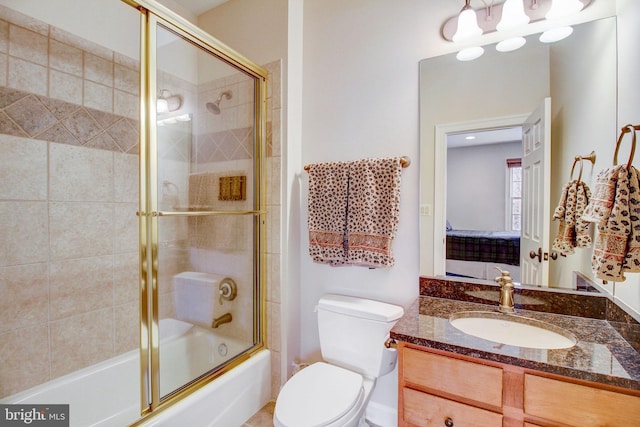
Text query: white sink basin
449 311 577 349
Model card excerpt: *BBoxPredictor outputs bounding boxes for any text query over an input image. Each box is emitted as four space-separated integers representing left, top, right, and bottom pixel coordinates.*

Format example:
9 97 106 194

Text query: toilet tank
317 294 404 378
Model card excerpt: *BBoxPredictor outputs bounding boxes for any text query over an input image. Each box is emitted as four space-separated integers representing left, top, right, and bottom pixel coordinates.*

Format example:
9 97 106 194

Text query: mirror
419 17 618 292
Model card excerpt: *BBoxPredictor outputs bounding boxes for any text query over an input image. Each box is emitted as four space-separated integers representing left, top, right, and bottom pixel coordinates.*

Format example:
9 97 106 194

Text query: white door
520 98 551 286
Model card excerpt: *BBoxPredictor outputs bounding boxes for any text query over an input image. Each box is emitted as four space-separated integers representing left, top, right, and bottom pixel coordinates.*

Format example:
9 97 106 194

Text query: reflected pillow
446 220 452 231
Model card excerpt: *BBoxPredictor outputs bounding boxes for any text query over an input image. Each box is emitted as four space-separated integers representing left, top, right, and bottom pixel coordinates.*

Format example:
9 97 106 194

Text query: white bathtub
1 319 271 427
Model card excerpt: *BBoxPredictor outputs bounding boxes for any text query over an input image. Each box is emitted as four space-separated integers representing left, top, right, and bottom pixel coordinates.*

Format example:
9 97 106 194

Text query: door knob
529 247 542 262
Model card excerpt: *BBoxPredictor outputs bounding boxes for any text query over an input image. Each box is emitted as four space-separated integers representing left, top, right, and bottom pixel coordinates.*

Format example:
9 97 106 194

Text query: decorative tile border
0 86 139 153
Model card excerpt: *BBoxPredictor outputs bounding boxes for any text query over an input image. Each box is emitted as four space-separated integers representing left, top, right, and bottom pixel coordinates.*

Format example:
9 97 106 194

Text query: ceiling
169 0 231 15
447 127 522 149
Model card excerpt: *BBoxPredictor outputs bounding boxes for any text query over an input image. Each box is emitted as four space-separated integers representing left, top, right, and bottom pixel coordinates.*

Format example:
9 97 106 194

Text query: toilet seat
274 362 364 427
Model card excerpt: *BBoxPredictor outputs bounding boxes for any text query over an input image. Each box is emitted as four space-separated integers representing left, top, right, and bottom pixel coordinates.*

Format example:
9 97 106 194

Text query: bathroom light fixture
157 89 182 113
442 0 591 60
452 0 483 42
496 0 529 32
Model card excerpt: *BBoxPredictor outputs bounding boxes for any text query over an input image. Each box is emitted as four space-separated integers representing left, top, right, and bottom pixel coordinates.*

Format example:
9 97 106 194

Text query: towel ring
613 124 639 169
569 150 596 183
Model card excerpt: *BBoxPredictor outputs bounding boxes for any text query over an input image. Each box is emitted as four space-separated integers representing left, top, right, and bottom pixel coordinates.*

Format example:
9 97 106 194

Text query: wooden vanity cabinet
398 343 640 427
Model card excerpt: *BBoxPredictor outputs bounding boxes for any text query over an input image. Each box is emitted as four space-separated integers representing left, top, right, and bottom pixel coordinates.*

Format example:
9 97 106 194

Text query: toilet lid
275 362 363 427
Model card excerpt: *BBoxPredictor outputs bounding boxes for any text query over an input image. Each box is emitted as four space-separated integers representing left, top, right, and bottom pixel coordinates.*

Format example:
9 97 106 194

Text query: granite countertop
391 279 640 391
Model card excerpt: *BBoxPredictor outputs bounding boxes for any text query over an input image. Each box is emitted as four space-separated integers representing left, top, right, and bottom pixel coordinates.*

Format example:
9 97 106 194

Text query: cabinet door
403 388 503 427
524 374 640 426
403 347 503 407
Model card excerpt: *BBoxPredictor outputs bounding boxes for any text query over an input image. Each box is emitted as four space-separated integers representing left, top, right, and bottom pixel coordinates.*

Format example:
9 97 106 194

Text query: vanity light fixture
539 0 585 42
157 89 183 113
453 0 485 61
443 0 591 60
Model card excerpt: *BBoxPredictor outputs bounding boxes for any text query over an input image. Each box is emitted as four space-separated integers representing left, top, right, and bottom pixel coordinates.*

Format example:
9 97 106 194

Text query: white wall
447 141 522 231
547 17 617 292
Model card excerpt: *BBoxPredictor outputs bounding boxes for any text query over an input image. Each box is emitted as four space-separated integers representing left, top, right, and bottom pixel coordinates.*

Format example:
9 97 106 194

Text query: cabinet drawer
403 388 503 427
403 347 503 407
524 374 640 426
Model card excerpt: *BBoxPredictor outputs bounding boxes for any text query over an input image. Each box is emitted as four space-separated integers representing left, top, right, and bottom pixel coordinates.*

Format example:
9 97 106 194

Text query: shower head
205 90 233 115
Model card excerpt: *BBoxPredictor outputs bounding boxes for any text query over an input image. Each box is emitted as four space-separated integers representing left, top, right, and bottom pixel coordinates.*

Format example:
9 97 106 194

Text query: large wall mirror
419 16 619 295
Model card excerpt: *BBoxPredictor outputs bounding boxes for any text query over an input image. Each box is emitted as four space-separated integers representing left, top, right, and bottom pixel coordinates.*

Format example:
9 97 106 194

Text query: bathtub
1 319 271 427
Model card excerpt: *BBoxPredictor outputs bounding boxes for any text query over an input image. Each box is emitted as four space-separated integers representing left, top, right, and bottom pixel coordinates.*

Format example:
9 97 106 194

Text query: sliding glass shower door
136 5 267 416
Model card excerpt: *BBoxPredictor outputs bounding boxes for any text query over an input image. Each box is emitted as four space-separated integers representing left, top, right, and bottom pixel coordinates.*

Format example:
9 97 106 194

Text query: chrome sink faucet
494 267 515 313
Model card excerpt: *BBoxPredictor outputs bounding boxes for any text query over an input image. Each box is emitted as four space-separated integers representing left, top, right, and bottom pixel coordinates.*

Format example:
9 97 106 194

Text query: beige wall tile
8 57 46 96
0 201 48 266
114 202 138 254
49 39 82 77
9 24 47 66
0 20 8 54
114 63 138 95
0 136 46 200
114 89 138 120
114 252 138 306
114 152 138 203
84 80 113 112
0 53 7 86
49 69 83 105
49 27 112 61
84 53 113 86
49 143 114 202
0 325 50 398
49 255 114 321
0 6 48 36
0 263 48 333
49 202 114 260
50 308 114 378
115 301 138 353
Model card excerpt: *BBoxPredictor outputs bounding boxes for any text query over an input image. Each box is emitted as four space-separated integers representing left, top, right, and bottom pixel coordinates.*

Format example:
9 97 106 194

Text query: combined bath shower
206 90 233 114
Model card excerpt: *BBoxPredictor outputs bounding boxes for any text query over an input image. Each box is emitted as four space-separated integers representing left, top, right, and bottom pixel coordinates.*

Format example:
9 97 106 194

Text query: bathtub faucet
211 312 232 328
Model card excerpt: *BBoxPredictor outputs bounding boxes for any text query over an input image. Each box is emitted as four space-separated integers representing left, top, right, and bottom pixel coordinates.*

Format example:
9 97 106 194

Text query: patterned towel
552 180 592 255
307 157 403 268
582 165 625 223
346 158 403 268
307 161 350 266
591 167 632 281
624 167 640 272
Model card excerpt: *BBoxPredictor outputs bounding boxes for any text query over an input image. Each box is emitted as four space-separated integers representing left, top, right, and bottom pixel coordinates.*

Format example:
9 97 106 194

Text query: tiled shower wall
0 6 140 398
0 4 282 402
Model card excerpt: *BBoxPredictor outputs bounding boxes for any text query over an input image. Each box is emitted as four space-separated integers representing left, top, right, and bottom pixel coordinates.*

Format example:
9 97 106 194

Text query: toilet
274 294 404 427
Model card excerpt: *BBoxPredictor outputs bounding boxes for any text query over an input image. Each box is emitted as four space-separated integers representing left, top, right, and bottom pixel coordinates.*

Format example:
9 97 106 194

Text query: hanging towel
552 180 592 255
624 167 640 272
346 158 403 268
590 167 632 281
307 161 350 266
582 165 625 223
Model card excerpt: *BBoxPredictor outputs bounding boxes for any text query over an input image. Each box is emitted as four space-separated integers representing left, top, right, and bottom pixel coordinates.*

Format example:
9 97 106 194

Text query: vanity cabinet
398 343 640 427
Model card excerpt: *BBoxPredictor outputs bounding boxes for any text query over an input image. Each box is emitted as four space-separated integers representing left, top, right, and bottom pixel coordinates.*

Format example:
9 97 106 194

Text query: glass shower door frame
127 0 268 421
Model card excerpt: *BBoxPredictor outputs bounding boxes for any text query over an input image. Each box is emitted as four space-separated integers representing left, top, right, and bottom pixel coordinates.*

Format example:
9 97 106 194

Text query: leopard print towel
552 180 592 255
589 167 640 281
307 157 403 268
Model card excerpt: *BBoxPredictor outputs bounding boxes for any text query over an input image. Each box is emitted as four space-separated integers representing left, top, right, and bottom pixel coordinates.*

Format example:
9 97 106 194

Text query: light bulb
496 0 530 32
539 26 573 43
456 46 484 61
496 37 527 52
453 8 482 42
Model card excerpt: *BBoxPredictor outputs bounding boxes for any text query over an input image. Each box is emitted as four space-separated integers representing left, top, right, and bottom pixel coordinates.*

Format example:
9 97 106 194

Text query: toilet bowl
273 294 404 427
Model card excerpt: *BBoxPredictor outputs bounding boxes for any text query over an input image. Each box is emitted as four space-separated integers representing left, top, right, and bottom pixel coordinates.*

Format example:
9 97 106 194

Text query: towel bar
303 155 410 172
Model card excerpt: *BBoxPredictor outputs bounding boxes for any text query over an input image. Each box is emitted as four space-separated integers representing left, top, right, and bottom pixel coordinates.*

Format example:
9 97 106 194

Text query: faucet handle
494 267 513 286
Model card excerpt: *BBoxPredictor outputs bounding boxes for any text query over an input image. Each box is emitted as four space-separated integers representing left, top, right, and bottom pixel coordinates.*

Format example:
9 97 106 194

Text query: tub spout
211 312 232 328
